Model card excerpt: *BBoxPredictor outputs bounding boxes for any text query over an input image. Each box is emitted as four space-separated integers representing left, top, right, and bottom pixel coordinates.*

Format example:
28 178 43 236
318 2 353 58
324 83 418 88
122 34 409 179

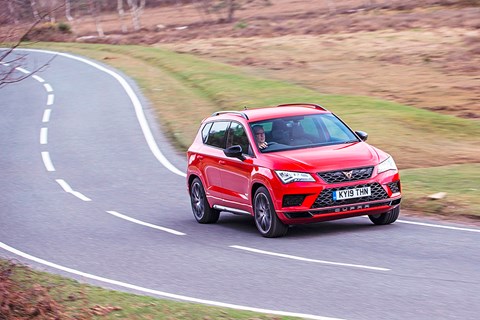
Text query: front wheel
190 178 220 224
368 206 400 225
254 187 288 238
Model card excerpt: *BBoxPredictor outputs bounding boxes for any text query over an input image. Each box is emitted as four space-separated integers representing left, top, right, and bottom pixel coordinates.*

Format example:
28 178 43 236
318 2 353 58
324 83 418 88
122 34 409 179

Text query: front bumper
270 174 402 224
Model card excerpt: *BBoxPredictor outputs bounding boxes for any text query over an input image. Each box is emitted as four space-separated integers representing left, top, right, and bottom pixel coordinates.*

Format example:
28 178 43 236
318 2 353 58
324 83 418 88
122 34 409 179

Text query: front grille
387 181 401 193
318 167 374 184
311 183 388 209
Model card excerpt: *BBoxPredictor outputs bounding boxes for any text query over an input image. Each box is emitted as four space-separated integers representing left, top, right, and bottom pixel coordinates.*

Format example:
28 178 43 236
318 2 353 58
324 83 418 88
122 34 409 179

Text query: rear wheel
190 178 220 224
254 187 288 238
369 206 400 225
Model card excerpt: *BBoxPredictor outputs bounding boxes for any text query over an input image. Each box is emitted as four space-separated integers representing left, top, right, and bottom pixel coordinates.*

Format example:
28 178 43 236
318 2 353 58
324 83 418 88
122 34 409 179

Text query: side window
205 121 229 148
226 122 250 154
201 122 213 143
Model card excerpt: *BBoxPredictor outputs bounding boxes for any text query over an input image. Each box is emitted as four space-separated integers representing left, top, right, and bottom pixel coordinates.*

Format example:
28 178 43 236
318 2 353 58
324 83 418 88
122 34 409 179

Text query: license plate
333 187 371 201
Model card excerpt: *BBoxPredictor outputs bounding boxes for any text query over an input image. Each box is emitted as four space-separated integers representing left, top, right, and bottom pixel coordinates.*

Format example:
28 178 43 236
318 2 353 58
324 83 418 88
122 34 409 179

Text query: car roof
209 103 331 123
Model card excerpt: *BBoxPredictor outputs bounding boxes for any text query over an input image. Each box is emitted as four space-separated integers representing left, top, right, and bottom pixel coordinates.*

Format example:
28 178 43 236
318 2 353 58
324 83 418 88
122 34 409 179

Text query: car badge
343 171 353 179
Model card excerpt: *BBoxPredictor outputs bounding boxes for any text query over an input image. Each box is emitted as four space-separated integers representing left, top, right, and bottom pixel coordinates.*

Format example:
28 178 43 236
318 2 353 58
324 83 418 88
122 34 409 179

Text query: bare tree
118 0 129 33
88 0 104 37
126 0 147 31
0 13 55 88
29 0 41 20
65 0 73 21
208 0 271 23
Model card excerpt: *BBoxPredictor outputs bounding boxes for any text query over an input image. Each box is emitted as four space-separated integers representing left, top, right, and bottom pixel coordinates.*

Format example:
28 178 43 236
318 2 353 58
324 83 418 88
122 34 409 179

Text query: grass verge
0 259 300 320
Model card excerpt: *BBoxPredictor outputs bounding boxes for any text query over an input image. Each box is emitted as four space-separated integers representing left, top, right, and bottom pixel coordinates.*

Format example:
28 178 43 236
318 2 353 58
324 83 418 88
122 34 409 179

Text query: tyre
190 177 220 224
253 187 288 238
368 206 400 225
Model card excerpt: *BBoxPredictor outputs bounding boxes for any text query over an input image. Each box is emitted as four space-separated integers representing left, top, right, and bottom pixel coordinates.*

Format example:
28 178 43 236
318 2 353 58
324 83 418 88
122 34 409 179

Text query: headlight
275 170 315 184
377 156 397 174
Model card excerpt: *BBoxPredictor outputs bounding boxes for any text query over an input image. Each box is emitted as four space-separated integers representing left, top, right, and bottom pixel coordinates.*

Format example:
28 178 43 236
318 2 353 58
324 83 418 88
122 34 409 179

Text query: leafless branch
0 11 58 88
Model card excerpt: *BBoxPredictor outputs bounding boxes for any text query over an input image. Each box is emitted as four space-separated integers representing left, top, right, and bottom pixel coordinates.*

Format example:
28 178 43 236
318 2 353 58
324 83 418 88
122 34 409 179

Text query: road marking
16 67 30 74
20 49 186 177
55 179 92 201
106 211 186 236
47 94 54 105
32 75 45 82
0 242 342 320
43 83 53 92
230 245 390 271
397 219 480 233
42 109 52 123
41 151 55 171
40 127 48 145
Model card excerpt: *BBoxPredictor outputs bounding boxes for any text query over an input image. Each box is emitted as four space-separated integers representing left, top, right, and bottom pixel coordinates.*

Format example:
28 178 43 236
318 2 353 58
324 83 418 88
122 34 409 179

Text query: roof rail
211 111 249 120
276 103 328 111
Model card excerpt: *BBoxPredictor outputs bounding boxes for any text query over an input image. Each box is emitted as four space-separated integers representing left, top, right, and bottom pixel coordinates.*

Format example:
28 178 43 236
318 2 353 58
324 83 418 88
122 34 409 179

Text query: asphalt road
1 49 479 320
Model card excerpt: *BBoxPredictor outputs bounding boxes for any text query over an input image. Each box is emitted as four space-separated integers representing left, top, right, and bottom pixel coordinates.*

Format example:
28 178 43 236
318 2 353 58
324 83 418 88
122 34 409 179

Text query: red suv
187 103 401 237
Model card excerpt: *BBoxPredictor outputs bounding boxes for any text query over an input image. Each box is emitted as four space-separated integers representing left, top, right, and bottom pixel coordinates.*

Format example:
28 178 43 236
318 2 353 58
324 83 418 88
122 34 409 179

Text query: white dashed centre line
55 179 92 202
230 245 390 271
42 109 52 123
40 127 48 145
32 75 45 82
16 67 30 74
47 94 54 105
106 211 186 236
43 83 53 92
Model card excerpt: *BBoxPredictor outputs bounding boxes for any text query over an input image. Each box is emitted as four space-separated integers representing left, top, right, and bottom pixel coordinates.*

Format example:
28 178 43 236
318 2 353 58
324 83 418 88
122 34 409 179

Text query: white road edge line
106 211 186 236
20 49 186 177
42 109 52 123
55 179 92 202
0 242 342 320
40 127 48 145
231 245 390 271
41 151 55 171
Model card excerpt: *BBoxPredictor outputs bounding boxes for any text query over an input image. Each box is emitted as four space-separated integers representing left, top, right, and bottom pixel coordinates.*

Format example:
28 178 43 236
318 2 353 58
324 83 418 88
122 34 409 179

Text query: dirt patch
4 0 479 118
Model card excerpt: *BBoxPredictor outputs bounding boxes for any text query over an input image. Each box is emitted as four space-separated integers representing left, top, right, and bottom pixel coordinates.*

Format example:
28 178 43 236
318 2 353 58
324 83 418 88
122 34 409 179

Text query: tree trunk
118 0 128 33
30 0 41 20
127 0 146 31
89 0 104 37
65 0 73 21
7 0 19 24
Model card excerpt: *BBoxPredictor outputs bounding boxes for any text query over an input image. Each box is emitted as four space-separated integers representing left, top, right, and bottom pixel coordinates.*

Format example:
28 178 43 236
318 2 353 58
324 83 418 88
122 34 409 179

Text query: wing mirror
355 130 368 141
223 145 246 161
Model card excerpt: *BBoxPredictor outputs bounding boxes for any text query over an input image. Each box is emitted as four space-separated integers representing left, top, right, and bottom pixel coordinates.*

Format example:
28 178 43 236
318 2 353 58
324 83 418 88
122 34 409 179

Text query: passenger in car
252 125 268 149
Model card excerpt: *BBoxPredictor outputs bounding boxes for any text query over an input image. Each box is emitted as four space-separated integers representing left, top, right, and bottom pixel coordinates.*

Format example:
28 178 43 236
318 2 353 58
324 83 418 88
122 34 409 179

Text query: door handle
197 155 204 160
219 160 226 165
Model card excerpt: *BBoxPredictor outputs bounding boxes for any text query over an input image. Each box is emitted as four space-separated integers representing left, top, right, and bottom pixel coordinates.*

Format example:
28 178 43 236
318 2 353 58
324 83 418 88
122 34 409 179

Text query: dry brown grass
4 0 476 120
0 261 66 319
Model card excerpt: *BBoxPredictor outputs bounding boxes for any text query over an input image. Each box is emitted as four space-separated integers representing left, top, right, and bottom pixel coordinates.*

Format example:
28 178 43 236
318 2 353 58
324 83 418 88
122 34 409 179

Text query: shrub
58 22 72 33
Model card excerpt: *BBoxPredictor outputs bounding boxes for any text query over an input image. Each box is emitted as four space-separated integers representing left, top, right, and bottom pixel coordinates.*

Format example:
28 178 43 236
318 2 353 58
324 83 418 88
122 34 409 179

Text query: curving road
1 49 479 320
